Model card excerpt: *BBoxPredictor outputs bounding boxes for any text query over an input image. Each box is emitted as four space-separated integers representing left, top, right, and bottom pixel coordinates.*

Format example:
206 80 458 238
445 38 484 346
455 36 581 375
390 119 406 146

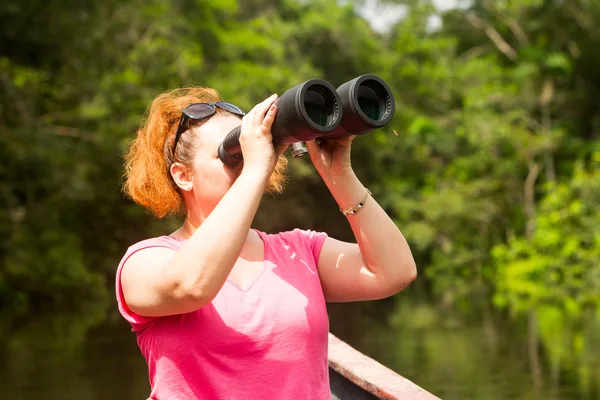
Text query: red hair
123 87 287 218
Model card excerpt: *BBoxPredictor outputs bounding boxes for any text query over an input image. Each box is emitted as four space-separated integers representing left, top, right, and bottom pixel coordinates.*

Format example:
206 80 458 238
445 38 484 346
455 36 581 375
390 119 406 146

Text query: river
1 288 598 399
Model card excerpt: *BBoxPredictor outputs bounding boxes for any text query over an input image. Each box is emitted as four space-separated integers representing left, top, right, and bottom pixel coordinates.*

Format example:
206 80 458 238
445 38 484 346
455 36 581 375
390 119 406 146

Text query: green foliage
493 154 600 315
0 0 599 362
351 297 600 399
1 1 600 398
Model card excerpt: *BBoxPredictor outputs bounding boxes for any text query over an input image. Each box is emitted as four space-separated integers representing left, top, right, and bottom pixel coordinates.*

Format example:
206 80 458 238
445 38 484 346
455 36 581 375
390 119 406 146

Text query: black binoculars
217 74 395 167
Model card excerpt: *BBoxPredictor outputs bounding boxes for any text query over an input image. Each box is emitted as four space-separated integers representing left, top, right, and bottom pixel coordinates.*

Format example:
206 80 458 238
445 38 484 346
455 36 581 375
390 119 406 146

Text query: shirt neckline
164 229 268 294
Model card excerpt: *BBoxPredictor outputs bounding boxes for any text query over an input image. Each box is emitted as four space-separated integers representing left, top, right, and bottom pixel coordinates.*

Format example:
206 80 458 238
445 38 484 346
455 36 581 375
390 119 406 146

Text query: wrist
323 167 358 189
339 188 372 216
240 165 271 186
325 172 367 210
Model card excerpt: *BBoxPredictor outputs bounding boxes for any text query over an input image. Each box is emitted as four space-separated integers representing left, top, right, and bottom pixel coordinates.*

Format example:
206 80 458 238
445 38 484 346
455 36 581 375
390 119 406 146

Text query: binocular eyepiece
218 74 395 167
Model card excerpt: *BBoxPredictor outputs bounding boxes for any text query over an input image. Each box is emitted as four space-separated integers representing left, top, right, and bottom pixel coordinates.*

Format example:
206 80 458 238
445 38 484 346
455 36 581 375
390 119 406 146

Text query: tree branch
507 18 530 47
461 45 489 60
524 162 540 238
466 12 518 61
540 78 556 182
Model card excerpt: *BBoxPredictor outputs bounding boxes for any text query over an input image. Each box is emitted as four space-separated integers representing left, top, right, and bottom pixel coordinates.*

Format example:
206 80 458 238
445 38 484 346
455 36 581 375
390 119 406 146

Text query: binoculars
217 74 395 167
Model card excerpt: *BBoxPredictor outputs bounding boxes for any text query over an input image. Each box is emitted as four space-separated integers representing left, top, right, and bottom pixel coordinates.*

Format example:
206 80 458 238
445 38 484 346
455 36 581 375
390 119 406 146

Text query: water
0 309 151 399
329 297 600 400
1 294 598 400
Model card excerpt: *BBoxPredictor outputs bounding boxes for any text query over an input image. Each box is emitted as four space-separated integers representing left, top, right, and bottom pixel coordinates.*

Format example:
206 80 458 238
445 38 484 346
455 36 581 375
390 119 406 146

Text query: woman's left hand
305 136 355 184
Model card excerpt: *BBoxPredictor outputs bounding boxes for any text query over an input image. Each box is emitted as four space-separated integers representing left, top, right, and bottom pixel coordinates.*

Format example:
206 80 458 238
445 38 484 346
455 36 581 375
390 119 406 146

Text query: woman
117 86 417 399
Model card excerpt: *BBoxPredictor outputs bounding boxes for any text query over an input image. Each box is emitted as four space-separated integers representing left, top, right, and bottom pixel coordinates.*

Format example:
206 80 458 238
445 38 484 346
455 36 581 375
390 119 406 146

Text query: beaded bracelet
340 189 372 216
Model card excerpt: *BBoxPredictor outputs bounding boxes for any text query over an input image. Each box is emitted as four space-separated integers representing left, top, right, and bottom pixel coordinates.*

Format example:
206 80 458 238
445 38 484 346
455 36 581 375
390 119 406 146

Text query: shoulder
124 235 183 258
259 228 329 261
127 235 184 253
115 236 182 329
118 236 183 276
261 228 327 244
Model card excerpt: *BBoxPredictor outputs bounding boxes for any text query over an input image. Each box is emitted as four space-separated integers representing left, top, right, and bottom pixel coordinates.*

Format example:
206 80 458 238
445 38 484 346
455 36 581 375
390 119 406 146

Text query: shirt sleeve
291 228 328 269
115 237 182 332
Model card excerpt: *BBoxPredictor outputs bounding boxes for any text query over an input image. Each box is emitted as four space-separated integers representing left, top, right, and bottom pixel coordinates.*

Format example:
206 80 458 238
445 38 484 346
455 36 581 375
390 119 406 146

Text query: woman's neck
171 218 257 249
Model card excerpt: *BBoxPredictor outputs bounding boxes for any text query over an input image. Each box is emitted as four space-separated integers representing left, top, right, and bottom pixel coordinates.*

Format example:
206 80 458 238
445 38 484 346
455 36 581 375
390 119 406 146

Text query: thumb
345 135 356 144
304 139 319 154
338 135 356 147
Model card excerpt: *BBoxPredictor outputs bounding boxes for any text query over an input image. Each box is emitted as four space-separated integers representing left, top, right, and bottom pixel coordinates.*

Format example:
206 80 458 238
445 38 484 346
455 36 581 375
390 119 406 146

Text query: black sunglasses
172 102 245 155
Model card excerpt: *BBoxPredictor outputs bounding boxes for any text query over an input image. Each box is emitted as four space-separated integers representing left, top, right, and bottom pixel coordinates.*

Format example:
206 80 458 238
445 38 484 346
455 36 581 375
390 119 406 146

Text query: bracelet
340 188 372 216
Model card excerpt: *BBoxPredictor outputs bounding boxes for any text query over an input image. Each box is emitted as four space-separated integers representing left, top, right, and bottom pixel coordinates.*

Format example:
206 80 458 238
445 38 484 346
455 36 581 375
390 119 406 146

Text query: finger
253 94 278 125
257 94 278 122
261 103 277 133
241 110 252 136
304 139 320 154
344 135 356 144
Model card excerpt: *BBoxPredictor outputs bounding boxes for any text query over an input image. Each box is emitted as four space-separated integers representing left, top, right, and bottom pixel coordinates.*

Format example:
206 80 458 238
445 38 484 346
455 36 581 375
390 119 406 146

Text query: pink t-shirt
115 229 331 399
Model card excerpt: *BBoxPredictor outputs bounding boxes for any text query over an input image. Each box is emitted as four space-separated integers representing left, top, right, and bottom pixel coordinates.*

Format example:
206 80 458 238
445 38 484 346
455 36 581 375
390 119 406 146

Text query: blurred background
1 0 599 399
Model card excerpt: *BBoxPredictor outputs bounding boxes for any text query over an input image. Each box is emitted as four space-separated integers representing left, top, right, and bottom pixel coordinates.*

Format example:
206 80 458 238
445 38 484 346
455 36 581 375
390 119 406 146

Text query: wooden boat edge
328 333 441 400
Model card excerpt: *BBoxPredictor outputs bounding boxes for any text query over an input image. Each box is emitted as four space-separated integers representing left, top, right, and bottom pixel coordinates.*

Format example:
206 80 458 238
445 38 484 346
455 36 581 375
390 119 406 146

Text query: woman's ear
170 162 193 192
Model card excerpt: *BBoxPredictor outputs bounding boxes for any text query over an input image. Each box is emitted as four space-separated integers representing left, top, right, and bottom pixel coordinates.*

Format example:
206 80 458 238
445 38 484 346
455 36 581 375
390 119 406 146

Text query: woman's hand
305 135 355 184
239 94 289 176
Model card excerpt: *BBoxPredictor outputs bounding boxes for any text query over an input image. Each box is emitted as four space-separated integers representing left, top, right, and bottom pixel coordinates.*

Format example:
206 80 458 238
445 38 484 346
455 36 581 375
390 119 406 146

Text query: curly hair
123 87 287 218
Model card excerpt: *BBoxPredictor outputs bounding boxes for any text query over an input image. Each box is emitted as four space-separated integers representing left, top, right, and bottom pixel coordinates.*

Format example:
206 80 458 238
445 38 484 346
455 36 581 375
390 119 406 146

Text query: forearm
169 168 269 301
325 171 417 284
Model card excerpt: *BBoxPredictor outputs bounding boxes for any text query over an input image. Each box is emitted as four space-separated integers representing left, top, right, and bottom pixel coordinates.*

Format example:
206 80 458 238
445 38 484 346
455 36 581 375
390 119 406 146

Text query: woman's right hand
238 94 288 176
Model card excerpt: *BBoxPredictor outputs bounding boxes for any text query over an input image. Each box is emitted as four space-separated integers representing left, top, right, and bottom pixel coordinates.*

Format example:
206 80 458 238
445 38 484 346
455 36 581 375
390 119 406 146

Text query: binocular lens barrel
217 74 394 167
218 79 341 167
358 81 388 121
269 79 342 145
334 74 395 138
303 85 338 128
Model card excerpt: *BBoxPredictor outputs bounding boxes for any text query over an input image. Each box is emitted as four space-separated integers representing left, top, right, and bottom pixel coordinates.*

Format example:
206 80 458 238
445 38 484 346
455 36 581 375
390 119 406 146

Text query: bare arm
122 170 270 317
121 95 281 317
317 171 417 302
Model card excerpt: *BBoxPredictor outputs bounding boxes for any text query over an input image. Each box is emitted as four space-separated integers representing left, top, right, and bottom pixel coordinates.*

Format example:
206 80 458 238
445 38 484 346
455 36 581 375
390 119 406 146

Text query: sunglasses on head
172 101 245 155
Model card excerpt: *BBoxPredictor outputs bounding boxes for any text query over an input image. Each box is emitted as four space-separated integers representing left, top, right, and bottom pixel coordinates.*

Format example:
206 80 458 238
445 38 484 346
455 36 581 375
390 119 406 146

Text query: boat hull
328 333 440 400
